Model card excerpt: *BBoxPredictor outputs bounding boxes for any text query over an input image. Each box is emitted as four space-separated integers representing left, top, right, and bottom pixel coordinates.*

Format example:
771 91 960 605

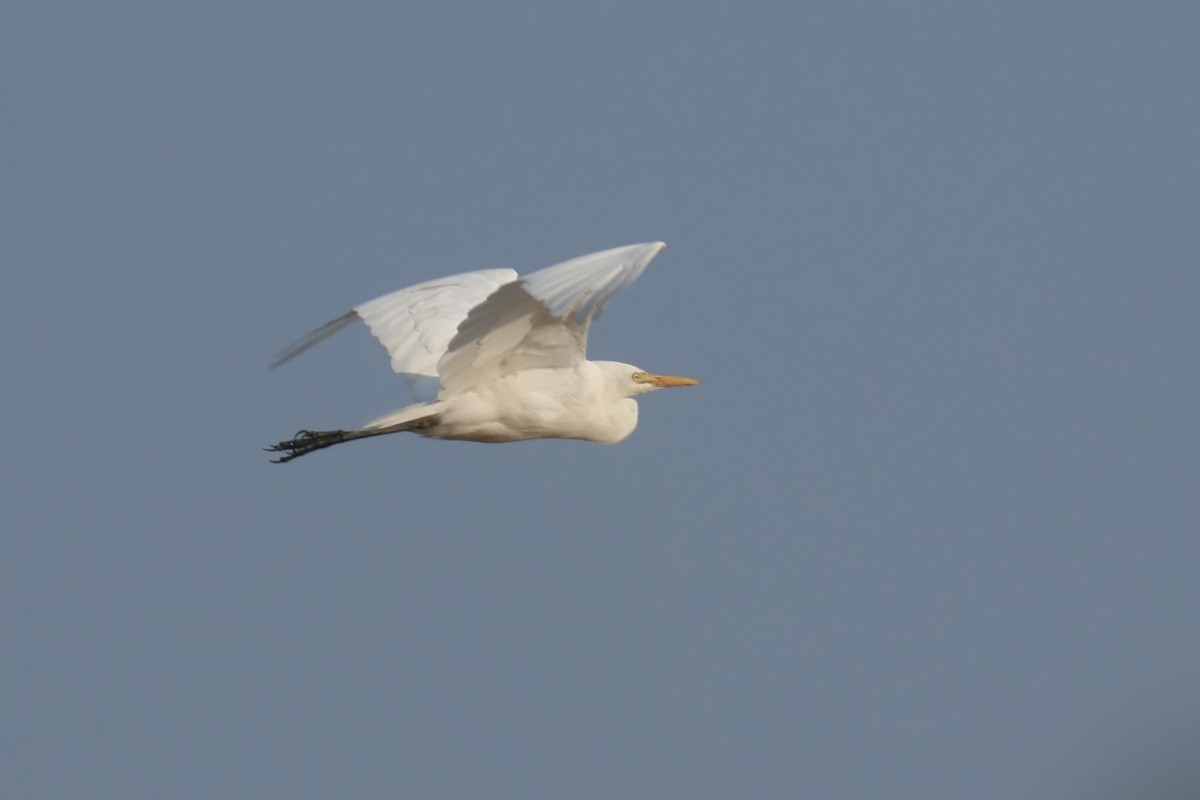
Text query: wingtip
619 241 666 268
267 310 360 370
635 241 666 268
635 241 666 254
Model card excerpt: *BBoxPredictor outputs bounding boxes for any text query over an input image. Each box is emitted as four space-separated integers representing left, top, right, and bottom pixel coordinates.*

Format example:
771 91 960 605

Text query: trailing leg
266 415 438 463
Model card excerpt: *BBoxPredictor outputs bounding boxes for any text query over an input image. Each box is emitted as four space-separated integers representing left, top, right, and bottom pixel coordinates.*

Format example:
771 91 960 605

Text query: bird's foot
266 429 348 463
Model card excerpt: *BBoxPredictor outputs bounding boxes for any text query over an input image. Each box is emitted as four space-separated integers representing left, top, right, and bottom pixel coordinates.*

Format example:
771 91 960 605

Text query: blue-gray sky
3 2 1198 797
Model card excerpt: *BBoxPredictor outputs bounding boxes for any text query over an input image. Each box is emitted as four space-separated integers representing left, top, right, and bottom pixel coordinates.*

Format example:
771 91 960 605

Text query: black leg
266 429 353 463
265 415 439 464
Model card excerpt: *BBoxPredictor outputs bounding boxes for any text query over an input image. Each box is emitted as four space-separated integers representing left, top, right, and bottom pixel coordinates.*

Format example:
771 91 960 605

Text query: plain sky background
3 2 1198 798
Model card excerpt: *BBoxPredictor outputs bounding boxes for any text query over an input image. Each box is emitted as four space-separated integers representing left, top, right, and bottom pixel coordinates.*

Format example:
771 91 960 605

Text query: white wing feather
354 269 514 400
271 268 515 402
436 242 665 394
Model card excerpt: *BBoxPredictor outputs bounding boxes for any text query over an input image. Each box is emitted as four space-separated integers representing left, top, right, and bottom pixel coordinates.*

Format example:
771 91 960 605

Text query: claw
266 428 350 463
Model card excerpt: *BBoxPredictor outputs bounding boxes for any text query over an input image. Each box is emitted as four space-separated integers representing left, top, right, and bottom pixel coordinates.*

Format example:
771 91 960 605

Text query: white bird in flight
268 242 699 462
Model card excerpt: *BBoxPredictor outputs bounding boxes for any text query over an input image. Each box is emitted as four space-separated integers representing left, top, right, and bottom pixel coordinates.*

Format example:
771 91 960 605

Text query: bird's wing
271 268 516 401
436 242 665 395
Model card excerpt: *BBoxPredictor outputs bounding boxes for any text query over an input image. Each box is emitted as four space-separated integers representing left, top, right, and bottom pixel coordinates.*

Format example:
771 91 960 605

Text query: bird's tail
267 404 443 464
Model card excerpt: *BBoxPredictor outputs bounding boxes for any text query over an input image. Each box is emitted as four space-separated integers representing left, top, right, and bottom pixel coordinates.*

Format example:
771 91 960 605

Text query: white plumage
268 242 698 462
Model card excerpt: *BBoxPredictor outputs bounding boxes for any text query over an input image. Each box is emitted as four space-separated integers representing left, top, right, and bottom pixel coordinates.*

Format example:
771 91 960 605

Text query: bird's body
374 361 639 444
268 242 698 462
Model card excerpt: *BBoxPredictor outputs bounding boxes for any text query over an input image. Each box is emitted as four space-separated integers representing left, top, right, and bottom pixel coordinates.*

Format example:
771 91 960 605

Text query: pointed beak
646 373 701 388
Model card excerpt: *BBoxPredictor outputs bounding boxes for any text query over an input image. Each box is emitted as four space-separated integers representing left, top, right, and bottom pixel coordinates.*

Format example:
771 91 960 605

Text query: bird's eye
632 371 648 382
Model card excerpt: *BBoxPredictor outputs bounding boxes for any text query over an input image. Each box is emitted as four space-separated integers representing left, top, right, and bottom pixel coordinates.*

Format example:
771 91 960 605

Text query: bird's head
602 361 701 398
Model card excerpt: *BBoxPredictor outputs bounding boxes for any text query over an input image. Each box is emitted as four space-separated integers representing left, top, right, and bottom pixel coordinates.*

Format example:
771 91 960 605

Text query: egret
267 242 699 463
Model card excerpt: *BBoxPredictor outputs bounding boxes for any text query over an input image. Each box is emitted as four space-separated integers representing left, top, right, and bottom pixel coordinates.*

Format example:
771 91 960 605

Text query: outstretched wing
437 242 665 395
271 268 516 401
